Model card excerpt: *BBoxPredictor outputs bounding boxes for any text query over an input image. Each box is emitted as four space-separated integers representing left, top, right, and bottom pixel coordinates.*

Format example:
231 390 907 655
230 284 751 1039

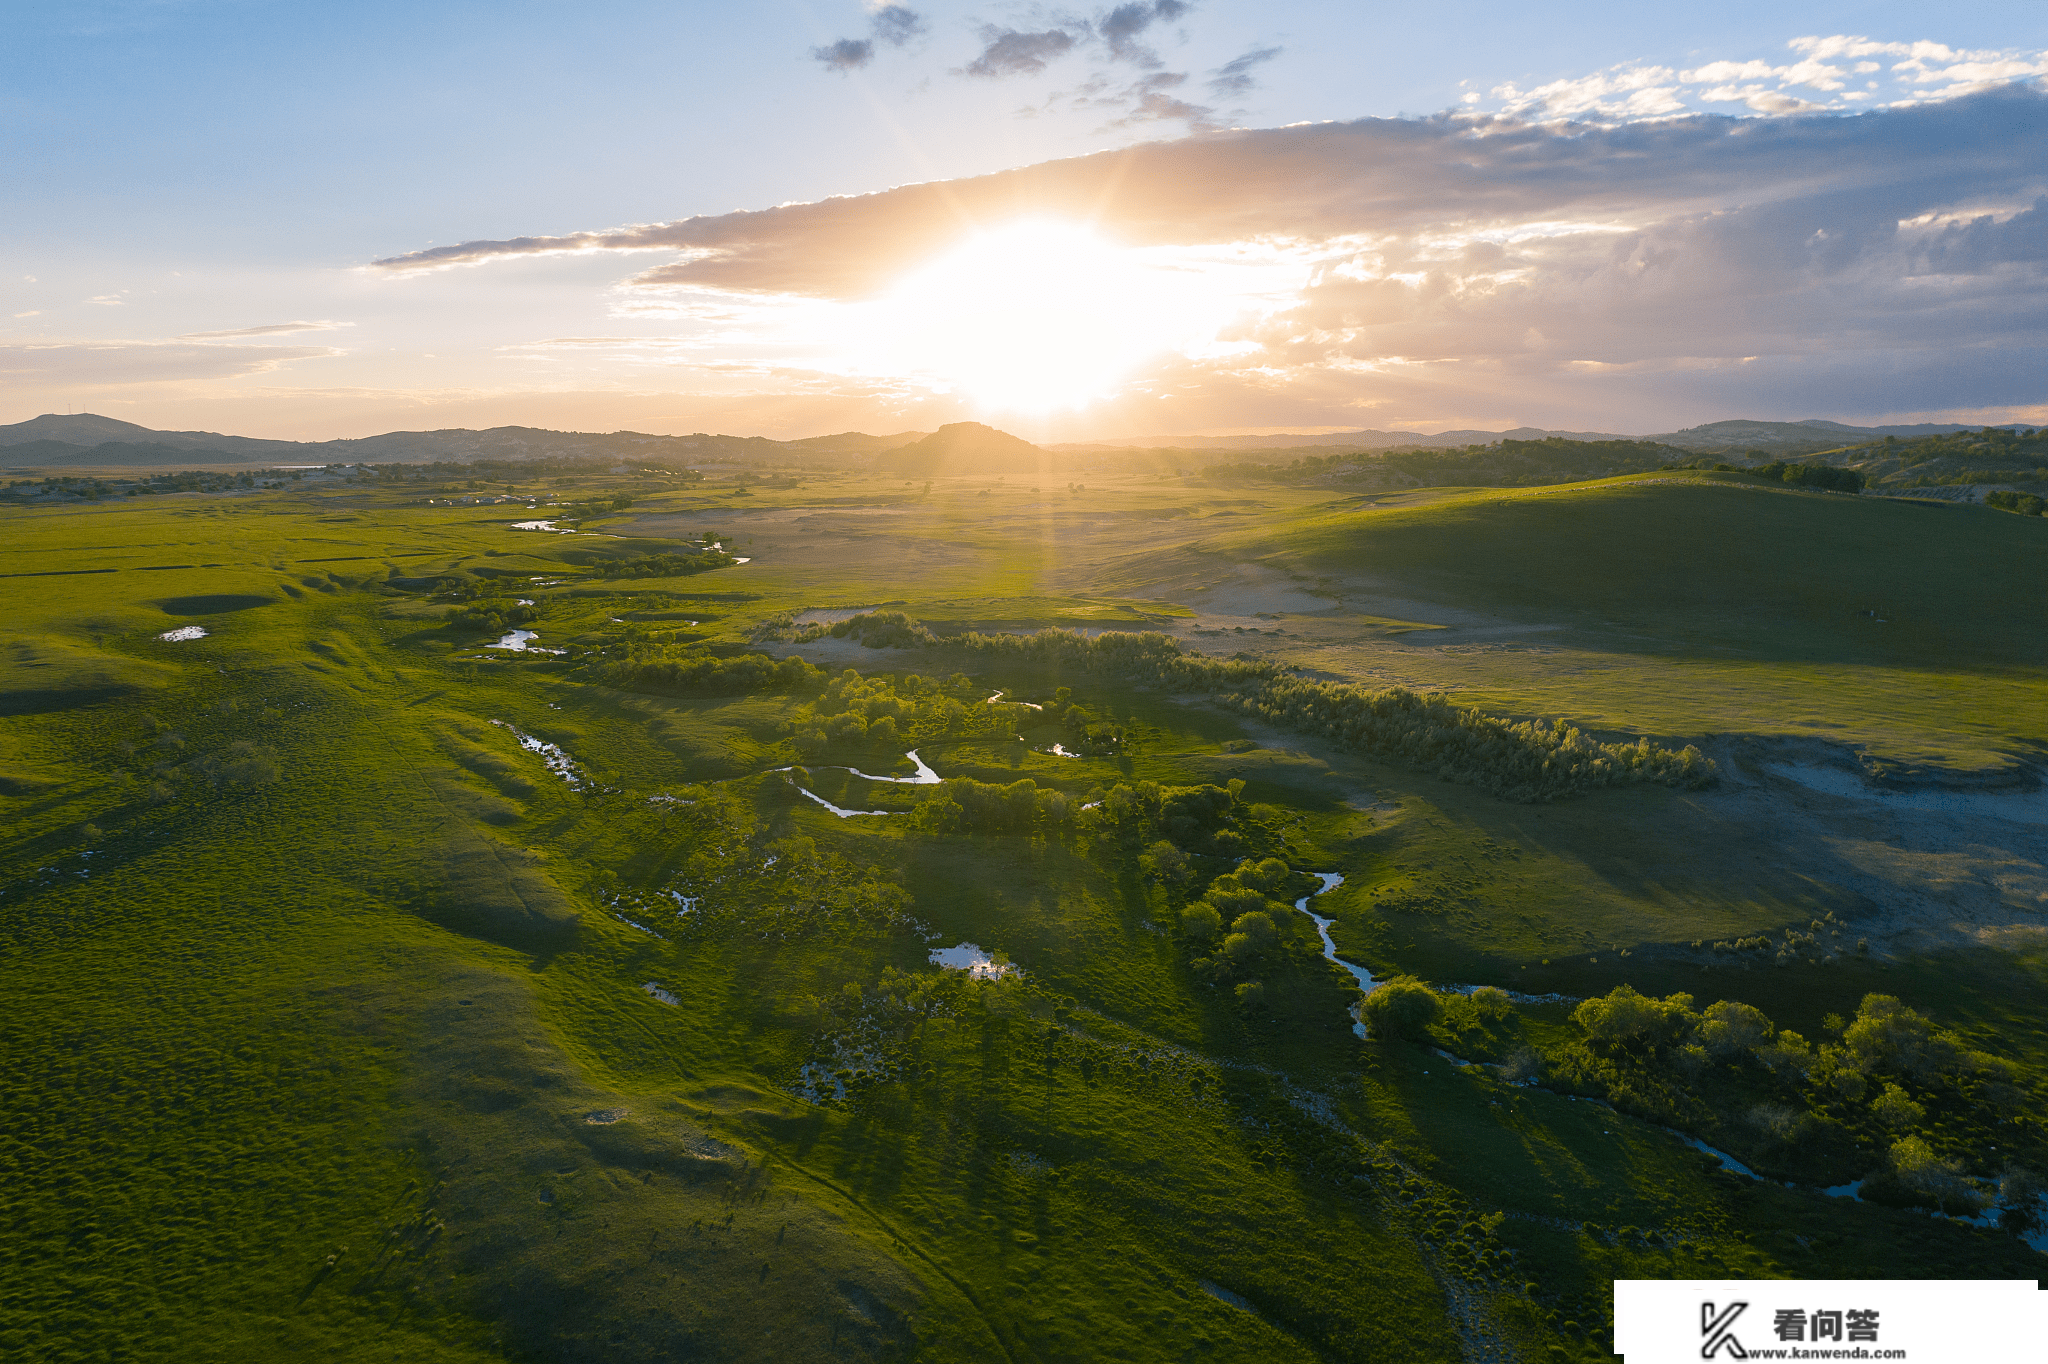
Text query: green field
4 466 2045 1361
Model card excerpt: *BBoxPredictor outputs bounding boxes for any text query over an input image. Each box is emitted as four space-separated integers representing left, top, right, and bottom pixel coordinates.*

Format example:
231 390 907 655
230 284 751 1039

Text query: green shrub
1842 994 1966 1080
1239 857 1291 893
1571 985 1697 1052
1890 1135 1988 1213
1469 986 1512 1022
1698 1000 1772 1057
1871 1083 1926 1130
1362 978 1441 1040
601 649 824 697
1229 911 1277 951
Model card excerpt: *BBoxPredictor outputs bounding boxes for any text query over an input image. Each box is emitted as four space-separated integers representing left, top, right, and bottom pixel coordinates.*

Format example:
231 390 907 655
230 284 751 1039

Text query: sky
4 0 2047 442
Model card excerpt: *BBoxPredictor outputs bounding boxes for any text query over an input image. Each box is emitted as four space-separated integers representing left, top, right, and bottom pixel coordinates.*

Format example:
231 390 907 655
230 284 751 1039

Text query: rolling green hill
5 466 2045 1362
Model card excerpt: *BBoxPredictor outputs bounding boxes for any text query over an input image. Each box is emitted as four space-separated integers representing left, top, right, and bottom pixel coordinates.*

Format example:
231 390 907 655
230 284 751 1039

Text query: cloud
870 5 925 47
1100 72 1215 130
813 37 874 72
0 341 341 386
1099 1 1190 67
812 5 927 72
177 320 352 339
367 83 2048 429
962 28 1079 79
1209 45 1280 99
1482 35 2048 122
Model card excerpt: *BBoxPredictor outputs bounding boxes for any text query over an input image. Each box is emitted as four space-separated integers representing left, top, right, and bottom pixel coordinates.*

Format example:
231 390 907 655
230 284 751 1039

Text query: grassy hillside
1202 474 2048 776
4 468 2045 1361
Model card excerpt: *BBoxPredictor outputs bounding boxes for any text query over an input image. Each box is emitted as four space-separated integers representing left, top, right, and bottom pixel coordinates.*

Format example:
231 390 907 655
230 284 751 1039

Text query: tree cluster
795 610 940 649
782 669 1006 754
600 648 824 697
1986 490 2046 517
588 547 735 579
911 777 1075 832
1743 461 1865 492
932 628 1715 801
446 597 540 634
1540 985 2030 1212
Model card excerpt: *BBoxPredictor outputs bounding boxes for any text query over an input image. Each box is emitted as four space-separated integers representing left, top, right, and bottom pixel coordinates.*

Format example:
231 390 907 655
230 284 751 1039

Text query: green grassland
4 466 2045 1361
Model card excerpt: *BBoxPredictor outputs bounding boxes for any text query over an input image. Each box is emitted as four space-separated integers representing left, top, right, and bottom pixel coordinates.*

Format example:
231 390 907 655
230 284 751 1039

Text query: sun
864 221 1186 413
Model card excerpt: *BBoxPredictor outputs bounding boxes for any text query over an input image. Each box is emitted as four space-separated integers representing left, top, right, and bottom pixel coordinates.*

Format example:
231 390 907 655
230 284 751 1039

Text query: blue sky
5 1 2046 439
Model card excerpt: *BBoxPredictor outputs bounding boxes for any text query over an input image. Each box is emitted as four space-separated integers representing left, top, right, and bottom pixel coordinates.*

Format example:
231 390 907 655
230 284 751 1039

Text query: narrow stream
1295 872 1377 1038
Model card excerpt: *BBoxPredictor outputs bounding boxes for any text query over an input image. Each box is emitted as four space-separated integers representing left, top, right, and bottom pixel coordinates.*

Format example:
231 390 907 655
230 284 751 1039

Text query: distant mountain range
0 414 917 469
0 411 2025 471
1069 418 2023 455
1063 426 1631 451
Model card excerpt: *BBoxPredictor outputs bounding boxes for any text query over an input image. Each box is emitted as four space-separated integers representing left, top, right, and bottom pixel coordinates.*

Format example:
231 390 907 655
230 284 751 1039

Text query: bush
1572 985 1697 1052
1469 986 1512 1022
1698 1000 1772 1057
1748 1102 1813 1145
1235 980 1267 1009
1362 978 1441 1040
1141 840 1194 886
1842 994 1965 1080
1890 1136 1989 1213
1180 903 1223 940
1229 911 1277 951
1240 857 1291 893
1871 1083 1926 1130
1986 490 2046 516
822 610 940 648
1754 1029 1814 1080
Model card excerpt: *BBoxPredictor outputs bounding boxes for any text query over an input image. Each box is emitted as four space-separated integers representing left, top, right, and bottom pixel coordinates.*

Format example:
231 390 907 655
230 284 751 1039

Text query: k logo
1700 1301 1748 1358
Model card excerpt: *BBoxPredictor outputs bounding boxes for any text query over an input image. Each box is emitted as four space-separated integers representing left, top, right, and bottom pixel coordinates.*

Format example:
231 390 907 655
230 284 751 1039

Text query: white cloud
177 320 353 339
0 340 341 385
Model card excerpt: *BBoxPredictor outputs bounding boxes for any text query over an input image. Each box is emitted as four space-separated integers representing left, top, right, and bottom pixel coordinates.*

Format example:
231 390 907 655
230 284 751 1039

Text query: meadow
2 462 2044 1361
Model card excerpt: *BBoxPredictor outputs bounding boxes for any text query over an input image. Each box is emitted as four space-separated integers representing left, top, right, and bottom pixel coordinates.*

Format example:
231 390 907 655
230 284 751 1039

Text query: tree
1470 986 1512 1022
1572 985 1696 1052
1362 978 1441 1040
1842 994 1963 1079
1228 911 1277 950
1871 1083 1925 1130
1141 841 1193 887
1180 903 1222 940
1240 858 1291 893
1698 1000 1772 1058
1890 1136 1988 1215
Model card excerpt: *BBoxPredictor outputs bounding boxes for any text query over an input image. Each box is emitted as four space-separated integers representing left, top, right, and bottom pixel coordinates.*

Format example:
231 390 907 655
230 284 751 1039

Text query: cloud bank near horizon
362 77 2048 432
